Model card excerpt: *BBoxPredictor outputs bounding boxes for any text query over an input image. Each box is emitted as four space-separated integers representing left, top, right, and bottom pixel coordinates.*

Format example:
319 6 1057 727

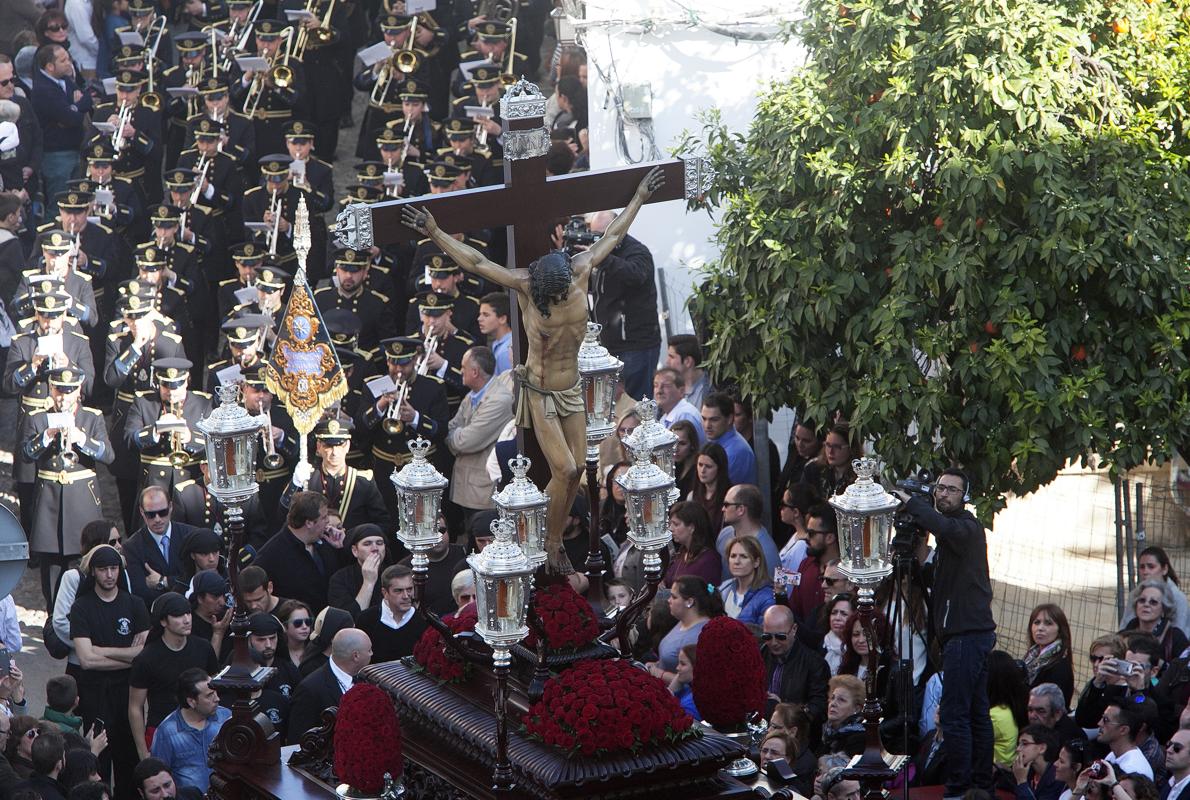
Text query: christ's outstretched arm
401 205 529 292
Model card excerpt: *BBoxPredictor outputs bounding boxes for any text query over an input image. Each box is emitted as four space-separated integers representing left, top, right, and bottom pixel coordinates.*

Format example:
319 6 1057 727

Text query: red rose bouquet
523 583 600 651
412 605 477 684
691 616 765 729
522 658 698 756
333 683 402 793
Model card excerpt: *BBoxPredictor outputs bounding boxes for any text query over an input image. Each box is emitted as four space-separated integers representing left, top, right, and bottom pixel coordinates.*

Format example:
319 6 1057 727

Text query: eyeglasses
1090 654 1108 663
722 501 744 508
1018 740 1039 747
820 576 846 585
934 485 965 495
1137 597 1163 606
46 23 69 31
142 507 170 518
760 632 789 641
780 501 798 510
0 79 12 87
289 618 311 627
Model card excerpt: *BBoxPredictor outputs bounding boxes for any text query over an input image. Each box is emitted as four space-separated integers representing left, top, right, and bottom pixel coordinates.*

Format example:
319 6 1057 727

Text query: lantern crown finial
215 382 241 407
490 515 514 542
853 458 878 481
409 437 432 461
633 396 658 422
507 454 531 479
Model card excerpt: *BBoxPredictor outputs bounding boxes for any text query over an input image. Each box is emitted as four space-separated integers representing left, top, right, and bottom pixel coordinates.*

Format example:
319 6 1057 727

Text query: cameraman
901 469 996 800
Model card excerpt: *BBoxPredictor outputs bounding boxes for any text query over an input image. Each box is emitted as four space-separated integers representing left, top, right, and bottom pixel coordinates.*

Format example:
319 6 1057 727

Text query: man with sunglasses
0 54 40 200
760 604 830 722
123 485 199 605
900 468 996 800
1164 729 1190 800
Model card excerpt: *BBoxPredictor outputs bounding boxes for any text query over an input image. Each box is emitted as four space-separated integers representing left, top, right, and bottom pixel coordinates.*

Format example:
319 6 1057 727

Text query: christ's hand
401 205 437 236
638 166 665 199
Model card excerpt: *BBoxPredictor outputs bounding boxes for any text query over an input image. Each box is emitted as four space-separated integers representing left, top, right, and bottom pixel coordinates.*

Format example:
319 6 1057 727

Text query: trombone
242 27 295 119
141 14 167 111
266 189 283 257
499 17 518 86
370 17 420 106
294 0 339 60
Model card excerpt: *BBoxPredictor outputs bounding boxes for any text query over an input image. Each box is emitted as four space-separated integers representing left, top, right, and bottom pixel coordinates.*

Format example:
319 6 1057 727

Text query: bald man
287 628 373 744
761 604 830 721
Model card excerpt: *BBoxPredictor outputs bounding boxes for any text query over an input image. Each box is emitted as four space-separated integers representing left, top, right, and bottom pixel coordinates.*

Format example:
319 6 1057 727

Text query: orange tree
684 0 1190 515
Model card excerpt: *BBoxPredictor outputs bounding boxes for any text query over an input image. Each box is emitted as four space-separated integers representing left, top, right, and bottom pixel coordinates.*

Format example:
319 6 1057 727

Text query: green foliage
683 0 1190 516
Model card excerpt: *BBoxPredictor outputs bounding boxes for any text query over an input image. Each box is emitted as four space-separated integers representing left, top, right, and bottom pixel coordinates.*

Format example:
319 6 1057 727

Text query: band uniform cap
425 161 462 185
135 246 167 270
118 278 157 298
470 65 501 85
150 204 182 223
420 252 460 276
225 0 256 5
333 247 369 271
255 19 285 36
38 230 73 252
87 141 116 161
398 79 428 99
115 69 147 88
342 185 383 204
232 242 264 261
198 77 230 96
322 308 362 341
153 357 194 386
415 289 453 313
376 127 404 146
35 278 66 294
118 294 154 317
68 180 96 195
191 116 227 137
475 20 511 39
115 46 142 65
355 161 384 180
382 336 421 362
33 291 72 315
258 154 293 174
314 415 354 441
379 14 409 30
127 0 157 12
283 120 315 140
221 313 269 342
47 366 84 391
165 169 197 188
443 117 473 137
255 266 291 288
240 362 269 387
55 190 93 211
174 32 208 52
441 152 473 171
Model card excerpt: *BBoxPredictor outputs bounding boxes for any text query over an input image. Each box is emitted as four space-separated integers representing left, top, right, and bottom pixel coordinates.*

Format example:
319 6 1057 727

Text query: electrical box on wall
621 83 653 119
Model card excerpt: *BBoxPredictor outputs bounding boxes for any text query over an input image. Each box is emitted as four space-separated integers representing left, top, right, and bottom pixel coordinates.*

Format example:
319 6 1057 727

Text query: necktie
160 534 170 563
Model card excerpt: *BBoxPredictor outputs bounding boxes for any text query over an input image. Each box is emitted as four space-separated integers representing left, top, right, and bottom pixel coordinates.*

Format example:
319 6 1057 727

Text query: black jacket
123 521 199 605
905 495 995 640
762 639 831 723
287 663 343 746
252 528 343 615
588 234 660 353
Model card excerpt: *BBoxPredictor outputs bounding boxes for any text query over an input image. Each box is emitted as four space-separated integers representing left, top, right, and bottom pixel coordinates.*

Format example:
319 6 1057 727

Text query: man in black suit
122 485 198 605
1165 729 1190 800
31 44 92 217
252 491 344 614
761 604 830 723
287 628 372 745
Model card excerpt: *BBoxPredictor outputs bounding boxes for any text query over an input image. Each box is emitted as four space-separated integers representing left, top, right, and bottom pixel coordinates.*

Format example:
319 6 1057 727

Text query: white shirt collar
1170 773 1190 797
328 658 354 693
379 601 416 630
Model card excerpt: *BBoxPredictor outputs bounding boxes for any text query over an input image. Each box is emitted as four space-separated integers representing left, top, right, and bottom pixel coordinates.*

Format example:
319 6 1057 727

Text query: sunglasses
760 632 789 641
1170 743 1187 754
24 729 38 740
722 501 744 508
0 79 12 87
46 23 69 32
141 507 170 518
108 538 121 546
289 618 312 627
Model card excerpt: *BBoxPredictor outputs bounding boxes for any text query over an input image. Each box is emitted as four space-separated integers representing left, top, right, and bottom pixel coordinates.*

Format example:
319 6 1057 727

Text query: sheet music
357 41 392 67
166 86 199 98
216 364 243 386
234 286 258 305
46 412 73 430
406 0 437 12
36 334 63 357
94 188 114 206
117 30 144 47
464 105 493 120
235 55 270 72
383 171 404 187
368 375 397 397
101 77 118 96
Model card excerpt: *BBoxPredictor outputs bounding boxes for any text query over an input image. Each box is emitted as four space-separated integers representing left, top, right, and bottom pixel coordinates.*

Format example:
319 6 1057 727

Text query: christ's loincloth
513 365 584 429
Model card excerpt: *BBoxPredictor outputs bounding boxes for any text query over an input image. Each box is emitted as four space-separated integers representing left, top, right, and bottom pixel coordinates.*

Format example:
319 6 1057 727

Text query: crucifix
335 79 713 573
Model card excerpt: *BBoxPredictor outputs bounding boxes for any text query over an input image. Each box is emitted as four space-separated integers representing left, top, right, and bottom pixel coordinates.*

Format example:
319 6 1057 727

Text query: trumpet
399 115 414 168
261 406 284 468
111 102 133 153
475 100 492 147
190 154 210 207
417 329 437 375
382 377 410 435
183 63 202 118
266 188 283 257
167 401 190 468
479 0 516 22
59 425 78 466
242 27 294 119
217 0 262 72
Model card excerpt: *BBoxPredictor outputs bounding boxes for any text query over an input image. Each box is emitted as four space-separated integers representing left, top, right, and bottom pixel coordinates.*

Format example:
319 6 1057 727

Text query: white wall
579 2 806 336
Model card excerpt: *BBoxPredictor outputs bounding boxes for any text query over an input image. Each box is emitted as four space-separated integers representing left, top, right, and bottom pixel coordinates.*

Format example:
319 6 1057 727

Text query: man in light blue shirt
714 483 781 581
150 667 231 793
478 291 513 376
701 391 757 485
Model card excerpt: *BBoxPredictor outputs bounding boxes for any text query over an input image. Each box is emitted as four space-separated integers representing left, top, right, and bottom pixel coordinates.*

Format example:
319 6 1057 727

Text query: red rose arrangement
523 583 600 651
691 616 766 729
522 658 698 756
333 683 402 793
412 605 477 684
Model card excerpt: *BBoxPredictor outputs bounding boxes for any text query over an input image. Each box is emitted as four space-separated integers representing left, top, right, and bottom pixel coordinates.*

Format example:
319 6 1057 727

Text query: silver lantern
196 383 266 509
393 437 449 571
468 517 534 667
491 454 548 568
621 397 679 502
577 323 623 462
615 442 675 573
828 458 898 586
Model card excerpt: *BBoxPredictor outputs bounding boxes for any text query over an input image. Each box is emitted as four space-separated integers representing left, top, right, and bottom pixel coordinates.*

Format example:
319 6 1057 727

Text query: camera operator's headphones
951 470 972 503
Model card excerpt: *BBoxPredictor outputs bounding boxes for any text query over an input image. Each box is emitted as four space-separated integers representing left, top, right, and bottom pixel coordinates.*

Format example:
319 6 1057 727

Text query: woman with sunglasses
6 715 46 779
275 599 313 673
646 575 723 683
35 10 86 90
1120 579 1189 668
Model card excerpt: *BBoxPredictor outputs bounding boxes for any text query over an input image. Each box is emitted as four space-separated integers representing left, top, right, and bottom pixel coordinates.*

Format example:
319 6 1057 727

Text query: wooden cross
334 79 712 481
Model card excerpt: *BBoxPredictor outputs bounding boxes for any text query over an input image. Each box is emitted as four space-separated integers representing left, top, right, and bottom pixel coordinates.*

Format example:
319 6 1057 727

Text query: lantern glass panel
836 509 894 582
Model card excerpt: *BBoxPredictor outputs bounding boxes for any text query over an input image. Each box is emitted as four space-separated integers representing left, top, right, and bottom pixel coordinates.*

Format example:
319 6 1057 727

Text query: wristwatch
156 578 168 592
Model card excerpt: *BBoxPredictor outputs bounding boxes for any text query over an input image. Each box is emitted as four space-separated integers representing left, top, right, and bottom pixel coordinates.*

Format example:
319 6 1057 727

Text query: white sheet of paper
36 333 63 357
244 221 271 233
284 8 317 20
383 170 403 187
368 375 397 398
357 41 392 68
157 417 188 433
46 412 73 430
101 77 118 96
86 215 101 225
166 86 199 98
458 59 498 80
216 364 243 386
92 121 116 135
234 286 258 305
235 55 270 72
289 159 306 179
406 0 437 12
464 105 493 121
117 30 144 47
94 188 114 206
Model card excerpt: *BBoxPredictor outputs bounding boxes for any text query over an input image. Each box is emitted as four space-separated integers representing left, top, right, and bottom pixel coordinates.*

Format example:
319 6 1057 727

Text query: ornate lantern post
828 458 899 787
468 517 535 792
576 322 622 598
610 441 675 656
491 454 548 569
393 438 449 602
620 397 679 502
198 384 279 769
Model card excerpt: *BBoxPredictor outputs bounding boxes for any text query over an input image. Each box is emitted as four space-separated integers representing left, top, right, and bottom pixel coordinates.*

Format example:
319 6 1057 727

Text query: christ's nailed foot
545 546 575 576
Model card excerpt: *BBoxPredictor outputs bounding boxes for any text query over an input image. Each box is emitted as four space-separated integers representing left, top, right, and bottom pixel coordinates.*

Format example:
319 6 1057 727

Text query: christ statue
402 166 665 573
